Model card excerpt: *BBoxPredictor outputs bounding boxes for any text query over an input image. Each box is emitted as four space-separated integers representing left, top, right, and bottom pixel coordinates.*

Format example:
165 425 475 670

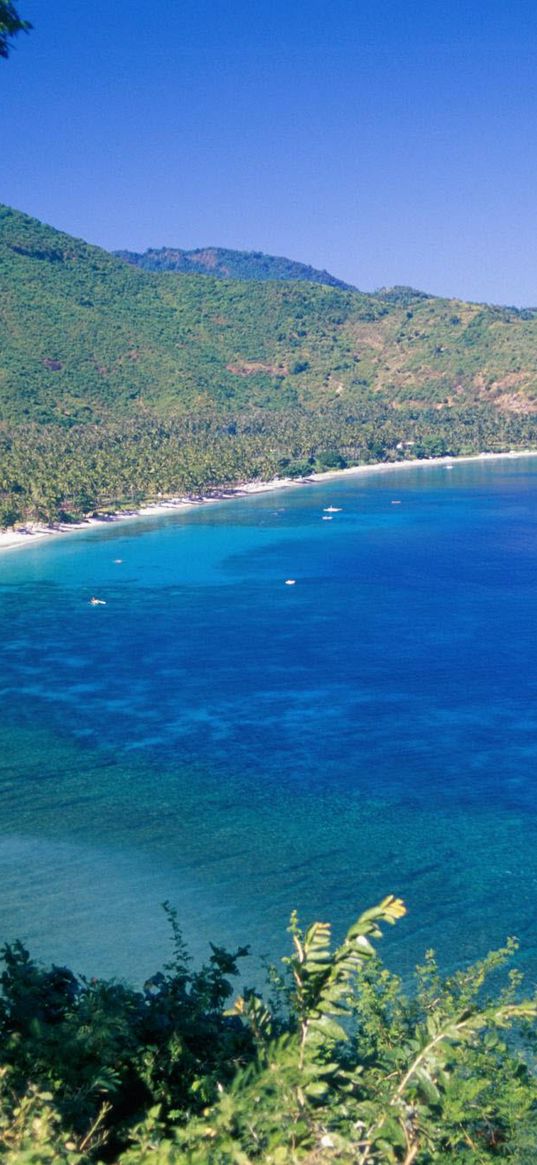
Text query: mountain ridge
113 244 356 289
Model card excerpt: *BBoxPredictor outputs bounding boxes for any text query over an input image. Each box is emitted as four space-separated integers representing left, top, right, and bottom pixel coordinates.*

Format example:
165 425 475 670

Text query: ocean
2 456 537 988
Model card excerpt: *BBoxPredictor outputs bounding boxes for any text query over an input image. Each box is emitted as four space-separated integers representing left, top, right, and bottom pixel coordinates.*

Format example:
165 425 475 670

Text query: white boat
323 506 341 512
89 597 106 606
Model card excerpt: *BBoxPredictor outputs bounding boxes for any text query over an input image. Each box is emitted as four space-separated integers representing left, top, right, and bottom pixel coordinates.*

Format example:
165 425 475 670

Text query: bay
2 456 537 986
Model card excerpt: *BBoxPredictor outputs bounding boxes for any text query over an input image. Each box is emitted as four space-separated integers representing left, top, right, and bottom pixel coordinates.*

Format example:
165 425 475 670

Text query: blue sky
2 0 537 303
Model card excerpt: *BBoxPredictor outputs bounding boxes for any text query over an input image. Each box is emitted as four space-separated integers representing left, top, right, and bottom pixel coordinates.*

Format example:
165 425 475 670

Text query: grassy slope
2 204 537 427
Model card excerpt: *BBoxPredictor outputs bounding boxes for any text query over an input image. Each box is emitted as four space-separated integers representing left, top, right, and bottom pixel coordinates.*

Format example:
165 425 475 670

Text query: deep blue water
2 456 537 986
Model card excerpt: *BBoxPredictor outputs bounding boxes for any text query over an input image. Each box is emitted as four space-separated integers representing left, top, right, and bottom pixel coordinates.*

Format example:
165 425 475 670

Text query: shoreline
1 448 537 555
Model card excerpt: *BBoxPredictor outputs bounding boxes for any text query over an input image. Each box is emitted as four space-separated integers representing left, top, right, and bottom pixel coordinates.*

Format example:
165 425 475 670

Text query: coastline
1 448 537 555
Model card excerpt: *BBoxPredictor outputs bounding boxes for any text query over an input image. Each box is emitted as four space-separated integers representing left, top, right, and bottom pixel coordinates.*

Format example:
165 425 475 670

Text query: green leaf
310 1015 348 1042
304 1080 329 1099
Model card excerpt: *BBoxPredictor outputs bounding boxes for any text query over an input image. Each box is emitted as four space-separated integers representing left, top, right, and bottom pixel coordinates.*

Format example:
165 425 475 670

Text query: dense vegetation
1 897 537 1164
115 246 354 289
3 203 537 527
4 204 537 427
2 404 537 528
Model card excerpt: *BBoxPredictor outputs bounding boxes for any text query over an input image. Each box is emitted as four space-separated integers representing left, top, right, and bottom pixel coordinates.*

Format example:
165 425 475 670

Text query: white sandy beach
1 449 537 555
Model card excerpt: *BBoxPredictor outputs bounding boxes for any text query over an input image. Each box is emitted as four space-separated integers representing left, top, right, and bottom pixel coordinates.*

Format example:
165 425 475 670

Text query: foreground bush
1 897 537 1163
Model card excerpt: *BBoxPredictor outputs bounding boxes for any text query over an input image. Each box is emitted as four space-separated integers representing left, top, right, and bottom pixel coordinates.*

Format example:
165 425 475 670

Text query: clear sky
3 0 537 304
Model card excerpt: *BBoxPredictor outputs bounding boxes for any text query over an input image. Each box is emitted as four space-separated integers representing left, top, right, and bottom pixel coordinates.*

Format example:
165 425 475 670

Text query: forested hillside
4 204 537 425
2 203 537 526
115 244 355 288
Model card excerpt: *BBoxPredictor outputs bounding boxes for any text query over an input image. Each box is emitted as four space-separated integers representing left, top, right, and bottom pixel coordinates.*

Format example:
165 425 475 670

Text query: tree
0 1 31 59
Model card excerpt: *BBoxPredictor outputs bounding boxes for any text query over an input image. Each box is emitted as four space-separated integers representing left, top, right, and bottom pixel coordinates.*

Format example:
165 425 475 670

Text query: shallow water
2 457 537 986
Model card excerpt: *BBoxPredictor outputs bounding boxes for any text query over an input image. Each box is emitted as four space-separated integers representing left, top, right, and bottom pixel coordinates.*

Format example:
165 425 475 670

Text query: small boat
89 597 106 606
322 515 333 521
323 506 341 513
284 579 296 586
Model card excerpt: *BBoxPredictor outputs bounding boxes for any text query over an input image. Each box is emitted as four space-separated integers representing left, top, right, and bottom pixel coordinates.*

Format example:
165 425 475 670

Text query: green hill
0 204 374 424
114 244 355 289
2 203 537 526
2 204 537 426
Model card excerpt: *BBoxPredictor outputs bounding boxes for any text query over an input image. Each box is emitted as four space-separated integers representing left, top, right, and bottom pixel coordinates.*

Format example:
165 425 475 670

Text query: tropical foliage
2 404 537 528
0 1 30 58
1 898 537 1163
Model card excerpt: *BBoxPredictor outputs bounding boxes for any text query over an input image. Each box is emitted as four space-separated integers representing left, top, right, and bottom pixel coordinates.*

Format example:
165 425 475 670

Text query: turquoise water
2 457 537 985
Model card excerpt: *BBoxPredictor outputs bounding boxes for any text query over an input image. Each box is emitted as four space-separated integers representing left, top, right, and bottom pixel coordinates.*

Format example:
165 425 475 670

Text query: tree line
2 403 537 529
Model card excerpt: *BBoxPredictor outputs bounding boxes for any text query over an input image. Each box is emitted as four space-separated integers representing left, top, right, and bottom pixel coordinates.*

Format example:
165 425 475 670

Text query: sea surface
2 456 537 988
